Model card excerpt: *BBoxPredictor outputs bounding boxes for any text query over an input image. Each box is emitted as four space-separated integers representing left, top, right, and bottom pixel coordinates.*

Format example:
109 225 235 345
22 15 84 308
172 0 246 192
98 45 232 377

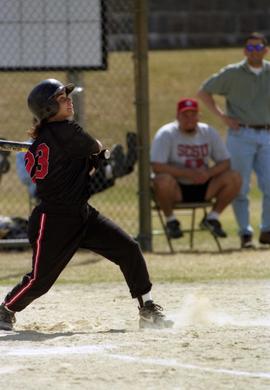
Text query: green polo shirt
201 59 270 124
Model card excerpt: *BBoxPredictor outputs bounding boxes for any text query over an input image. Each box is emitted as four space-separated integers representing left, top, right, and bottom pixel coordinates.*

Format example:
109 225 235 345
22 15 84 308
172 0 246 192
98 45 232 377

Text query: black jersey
25 120 99 205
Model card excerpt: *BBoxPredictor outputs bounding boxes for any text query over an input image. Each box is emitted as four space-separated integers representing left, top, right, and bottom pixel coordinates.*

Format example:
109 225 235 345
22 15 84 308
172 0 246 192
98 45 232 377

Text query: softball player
0 79 173 331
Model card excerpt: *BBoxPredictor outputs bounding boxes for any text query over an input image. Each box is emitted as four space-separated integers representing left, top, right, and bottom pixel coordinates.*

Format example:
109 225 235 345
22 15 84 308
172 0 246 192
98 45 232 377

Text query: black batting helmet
27 79 75 121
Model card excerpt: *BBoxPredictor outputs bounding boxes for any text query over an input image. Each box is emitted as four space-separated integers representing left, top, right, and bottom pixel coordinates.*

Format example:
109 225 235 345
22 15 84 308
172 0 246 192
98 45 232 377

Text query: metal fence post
67 70 85 128
134 0 152 251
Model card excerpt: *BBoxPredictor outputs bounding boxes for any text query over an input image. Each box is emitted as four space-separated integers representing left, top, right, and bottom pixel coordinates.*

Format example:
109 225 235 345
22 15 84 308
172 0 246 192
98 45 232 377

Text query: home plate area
0 281 270 389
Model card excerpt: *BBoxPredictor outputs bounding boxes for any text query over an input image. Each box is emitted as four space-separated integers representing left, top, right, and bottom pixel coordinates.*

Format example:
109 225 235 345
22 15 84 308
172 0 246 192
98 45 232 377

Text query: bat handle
98 149 110 160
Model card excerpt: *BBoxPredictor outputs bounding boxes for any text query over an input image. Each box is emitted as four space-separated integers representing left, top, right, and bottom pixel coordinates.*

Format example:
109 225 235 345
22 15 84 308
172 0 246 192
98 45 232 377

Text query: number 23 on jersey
25 143 49 182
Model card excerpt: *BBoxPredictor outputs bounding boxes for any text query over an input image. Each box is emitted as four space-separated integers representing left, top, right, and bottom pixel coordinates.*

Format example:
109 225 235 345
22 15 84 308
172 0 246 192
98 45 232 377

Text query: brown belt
239 124 270 130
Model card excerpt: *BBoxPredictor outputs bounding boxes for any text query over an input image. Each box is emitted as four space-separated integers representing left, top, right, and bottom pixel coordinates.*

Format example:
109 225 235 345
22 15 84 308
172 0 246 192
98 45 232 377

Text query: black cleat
139 301 174 329
0 304 16 331
200 218 227 238
110 144 126 178
110 133 138 178
166 219 183 239
125 132 138 174
259 231 270 245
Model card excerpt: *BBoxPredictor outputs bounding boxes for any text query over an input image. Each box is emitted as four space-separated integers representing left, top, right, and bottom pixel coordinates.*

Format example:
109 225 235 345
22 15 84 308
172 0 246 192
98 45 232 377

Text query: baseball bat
0 139 31 152
0 139 111 159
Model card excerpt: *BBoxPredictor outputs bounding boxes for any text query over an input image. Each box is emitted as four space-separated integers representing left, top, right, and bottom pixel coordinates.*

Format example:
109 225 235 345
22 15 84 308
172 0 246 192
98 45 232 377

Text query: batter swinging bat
0 139 111 159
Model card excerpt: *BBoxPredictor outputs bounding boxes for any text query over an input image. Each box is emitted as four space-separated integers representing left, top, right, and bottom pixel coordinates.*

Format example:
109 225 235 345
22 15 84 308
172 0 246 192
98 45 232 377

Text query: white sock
166 215 177 223
4 306 14 313
207 211 219 221
142 292 152 304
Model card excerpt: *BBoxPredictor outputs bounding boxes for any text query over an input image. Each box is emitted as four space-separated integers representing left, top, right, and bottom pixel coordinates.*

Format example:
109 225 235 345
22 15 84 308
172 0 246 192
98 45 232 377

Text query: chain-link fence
0 0 142 240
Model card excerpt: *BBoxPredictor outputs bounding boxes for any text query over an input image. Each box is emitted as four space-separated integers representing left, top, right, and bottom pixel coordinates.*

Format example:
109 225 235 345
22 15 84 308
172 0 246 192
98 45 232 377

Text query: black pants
4 204 152 312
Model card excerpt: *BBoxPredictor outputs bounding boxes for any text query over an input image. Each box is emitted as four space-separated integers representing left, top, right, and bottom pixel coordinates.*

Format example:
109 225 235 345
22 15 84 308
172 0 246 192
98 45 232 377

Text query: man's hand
189 167 210 184
220 114 239 130
197 90 240 130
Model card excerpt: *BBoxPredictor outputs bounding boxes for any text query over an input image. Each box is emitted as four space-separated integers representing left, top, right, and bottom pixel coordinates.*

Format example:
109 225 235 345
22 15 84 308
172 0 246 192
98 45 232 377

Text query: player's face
244 38 268 67
51 92 74 121
177 110 199 133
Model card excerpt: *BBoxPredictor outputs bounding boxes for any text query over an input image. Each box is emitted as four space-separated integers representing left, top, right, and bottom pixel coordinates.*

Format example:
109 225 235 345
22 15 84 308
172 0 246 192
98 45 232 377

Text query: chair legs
153 204 222 252
156 207 174 253
200 207 222 252
190 207 196 249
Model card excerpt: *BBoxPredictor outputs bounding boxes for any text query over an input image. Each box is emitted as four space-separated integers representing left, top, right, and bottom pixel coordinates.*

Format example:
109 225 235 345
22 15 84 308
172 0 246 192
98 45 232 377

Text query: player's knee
32 281 54 298
130 238 141 253
124 238 144 260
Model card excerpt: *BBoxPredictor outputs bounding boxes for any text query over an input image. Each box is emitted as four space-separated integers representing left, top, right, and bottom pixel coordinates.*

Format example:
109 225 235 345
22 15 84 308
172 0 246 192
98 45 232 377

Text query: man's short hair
245 32 268 45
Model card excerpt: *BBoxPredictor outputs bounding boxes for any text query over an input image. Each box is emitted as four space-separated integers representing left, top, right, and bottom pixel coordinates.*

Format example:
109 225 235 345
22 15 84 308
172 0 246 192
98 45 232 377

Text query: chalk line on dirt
1 344 270 380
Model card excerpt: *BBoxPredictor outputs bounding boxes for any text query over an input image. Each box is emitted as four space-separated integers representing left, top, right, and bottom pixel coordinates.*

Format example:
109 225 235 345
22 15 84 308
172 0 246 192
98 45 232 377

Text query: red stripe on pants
5 213 46 309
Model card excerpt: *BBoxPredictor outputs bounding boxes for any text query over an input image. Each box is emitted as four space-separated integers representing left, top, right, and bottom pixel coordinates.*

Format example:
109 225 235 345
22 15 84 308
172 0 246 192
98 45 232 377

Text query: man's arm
151 162 193 180
197 89 239 130
186 159 231 184
151 162 210 184
207 159 230 179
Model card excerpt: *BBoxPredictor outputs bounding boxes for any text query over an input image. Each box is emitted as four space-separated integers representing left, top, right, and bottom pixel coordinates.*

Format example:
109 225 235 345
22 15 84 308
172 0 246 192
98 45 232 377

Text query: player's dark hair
27 118 47 139
245 32 268 45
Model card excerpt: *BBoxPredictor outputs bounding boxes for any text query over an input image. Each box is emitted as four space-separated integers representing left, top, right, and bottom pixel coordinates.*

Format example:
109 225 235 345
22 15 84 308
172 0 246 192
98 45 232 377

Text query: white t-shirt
150 121 230 184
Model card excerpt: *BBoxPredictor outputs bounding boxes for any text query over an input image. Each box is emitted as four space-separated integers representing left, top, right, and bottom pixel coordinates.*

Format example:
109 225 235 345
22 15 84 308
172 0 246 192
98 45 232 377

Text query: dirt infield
1 280 270 390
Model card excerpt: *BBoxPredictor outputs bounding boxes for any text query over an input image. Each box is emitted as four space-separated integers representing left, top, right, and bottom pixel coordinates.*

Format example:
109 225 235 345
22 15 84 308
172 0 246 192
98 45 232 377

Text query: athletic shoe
200 217 227 238
240 234 255 249
0 304 15 331
139 300 174 329
259 231 270 245
166 219 183 239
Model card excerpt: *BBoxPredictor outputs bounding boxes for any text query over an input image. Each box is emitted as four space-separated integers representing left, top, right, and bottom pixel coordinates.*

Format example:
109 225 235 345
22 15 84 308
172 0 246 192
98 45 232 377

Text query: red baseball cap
177 98 199 114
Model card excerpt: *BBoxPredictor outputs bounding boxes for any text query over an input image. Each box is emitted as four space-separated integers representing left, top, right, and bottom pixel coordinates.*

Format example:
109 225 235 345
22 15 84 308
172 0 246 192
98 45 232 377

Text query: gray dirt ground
1 281 270 390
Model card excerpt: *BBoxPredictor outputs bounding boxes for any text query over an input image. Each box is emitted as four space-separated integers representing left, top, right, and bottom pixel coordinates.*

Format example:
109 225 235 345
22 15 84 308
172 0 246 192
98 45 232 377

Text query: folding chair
151 195 222 253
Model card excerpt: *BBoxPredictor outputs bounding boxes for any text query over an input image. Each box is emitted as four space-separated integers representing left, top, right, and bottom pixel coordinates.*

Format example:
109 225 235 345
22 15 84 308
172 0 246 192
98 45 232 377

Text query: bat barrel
0 140 31 152
0 140 111 157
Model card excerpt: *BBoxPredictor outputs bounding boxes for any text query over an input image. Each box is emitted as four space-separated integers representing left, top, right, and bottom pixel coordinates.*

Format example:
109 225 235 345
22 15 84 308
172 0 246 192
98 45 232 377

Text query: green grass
1 245 270 286
0 48 268 290
0 48 263 244
149 48 243 135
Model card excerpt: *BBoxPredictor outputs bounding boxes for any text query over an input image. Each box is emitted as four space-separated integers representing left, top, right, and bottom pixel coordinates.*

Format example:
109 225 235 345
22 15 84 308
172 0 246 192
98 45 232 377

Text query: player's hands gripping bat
89 149 110 176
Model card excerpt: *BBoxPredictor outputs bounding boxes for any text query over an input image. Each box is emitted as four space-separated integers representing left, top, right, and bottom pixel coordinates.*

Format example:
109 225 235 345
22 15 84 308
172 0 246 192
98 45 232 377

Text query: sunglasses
245 44 265 52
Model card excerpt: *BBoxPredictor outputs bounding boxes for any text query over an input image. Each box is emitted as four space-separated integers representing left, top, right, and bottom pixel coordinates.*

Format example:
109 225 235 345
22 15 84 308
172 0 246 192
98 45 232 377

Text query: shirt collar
241 59 269 72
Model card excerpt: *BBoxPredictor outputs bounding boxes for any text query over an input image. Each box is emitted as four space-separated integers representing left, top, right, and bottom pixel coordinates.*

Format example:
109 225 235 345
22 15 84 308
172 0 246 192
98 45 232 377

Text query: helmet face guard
27 79 75 121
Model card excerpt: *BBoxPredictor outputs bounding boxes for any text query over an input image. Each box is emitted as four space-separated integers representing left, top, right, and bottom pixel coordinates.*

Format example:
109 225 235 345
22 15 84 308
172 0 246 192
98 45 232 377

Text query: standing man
198 32 270 249
150 98 241 240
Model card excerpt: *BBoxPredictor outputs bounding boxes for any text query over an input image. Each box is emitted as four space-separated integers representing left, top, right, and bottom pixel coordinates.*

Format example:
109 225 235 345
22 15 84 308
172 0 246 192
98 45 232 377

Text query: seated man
150 98 241 239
